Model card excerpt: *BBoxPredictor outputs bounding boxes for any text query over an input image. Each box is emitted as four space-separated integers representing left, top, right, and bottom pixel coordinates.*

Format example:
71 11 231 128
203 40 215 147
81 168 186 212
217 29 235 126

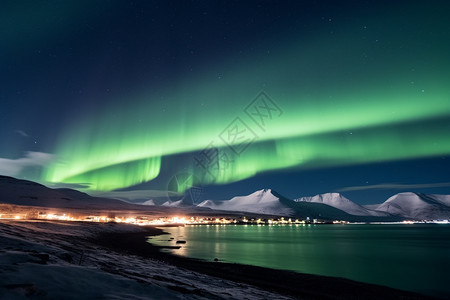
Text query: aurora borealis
1 1 450 203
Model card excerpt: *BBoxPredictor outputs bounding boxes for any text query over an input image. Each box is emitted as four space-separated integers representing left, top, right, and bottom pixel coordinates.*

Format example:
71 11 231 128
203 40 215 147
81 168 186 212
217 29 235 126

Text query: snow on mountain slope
160 189 202 207
376 192 450 220
0 176 132 209
430 194 450 206
295 193 389 217
161 200 183 207
142 199 155 205
362 204 380 210
198 189 294 216
197 190 402 221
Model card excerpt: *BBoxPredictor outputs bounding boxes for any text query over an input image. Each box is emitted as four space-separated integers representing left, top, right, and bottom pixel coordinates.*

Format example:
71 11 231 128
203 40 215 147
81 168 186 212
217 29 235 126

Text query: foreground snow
0 220 292 300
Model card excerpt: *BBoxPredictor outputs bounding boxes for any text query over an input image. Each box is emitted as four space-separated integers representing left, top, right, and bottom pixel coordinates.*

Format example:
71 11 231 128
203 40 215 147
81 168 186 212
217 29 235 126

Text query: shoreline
93 225 434 300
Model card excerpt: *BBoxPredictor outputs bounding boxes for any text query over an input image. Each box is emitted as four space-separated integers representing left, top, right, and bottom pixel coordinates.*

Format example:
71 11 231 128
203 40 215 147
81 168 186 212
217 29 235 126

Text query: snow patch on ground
0 220 292 299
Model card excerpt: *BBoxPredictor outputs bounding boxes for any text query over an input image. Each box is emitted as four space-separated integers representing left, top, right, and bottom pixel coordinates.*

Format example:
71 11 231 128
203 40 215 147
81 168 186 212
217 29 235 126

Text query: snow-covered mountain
0 176 214 215
197 189 399 221
161 199 183 207
362 204 380 210
295 193 389 217
198 189 295 216
0 176 132 209
2 175 448 221
142 199 155 205
376 192 450 220
197 189 450 221
161 190 200 207
431 194 450 206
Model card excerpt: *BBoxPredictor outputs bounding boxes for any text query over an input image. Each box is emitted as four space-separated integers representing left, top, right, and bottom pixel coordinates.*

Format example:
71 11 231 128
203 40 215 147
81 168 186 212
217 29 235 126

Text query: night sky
1 1 449 204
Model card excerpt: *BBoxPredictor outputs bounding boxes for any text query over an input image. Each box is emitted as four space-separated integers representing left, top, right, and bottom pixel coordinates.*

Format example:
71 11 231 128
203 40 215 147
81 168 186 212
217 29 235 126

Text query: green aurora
44 8 450 192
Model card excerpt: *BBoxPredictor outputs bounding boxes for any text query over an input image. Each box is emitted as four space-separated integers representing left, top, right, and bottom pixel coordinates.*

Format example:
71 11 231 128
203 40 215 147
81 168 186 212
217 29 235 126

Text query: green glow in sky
44 17 450 191
48 156 161 191
180 116 450 190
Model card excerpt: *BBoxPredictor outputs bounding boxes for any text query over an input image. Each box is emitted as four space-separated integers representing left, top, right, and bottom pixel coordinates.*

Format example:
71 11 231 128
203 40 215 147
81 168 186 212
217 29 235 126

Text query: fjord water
153 224 450 297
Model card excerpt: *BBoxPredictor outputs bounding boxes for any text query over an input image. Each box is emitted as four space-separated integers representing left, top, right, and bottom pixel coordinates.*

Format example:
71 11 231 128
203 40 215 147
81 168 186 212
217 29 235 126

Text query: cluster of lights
1 213 320 225
34 213 189 225
0 213 25 220
1 212 447 225
401 220 449 224
32 213 236 226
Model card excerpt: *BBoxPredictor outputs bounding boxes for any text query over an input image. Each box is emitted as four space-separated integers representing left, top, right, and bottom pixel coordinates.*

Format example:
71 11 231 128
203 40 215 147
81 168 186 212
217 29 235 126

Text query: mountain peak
377 192 450 219
395 192 421 197
253 188 272 195
295 192 389 217
199 188 294 216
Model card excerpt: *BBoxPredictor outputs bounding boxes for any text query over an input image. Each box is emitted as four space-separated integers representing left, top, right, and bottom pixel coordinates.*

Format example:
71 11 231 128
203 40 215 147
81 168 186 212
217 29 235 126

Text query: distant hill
0 176 243 217
376 192 450 220
198 189 450 221
294 193 390 217
0 176 133 209
161 187 203 207
198 189 294 216
2 176 449 221
199 189 402 222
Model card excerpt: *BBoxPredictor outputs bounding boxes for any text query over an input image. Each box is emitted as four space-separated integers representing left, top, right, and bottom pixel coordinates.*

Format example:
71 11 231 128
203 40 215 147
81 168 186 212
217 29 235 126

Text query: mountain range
173 189 450 221
0 176 209 216
1 176 449 221
0 176 130 209
376 192 450 220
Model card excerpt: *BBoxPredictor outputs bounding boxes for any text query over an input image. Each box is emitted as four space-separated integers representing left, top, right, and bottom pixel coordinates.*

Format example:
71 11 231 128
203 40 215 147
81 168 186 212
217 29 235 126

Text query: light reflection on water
150 224 450 298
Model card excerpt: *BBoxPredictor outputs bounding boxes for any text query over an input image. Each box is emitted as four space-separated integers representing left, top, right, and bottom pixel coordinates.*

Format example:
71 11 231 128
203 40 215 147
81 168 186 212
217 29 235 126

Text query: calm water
150 224 450 297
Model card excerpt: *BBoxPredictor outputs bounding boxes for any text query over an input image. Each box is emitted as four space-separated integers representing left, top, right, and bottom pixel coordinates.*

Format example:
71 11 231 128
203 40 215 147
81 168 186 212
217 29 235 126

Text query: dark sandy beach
93 225 435 300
